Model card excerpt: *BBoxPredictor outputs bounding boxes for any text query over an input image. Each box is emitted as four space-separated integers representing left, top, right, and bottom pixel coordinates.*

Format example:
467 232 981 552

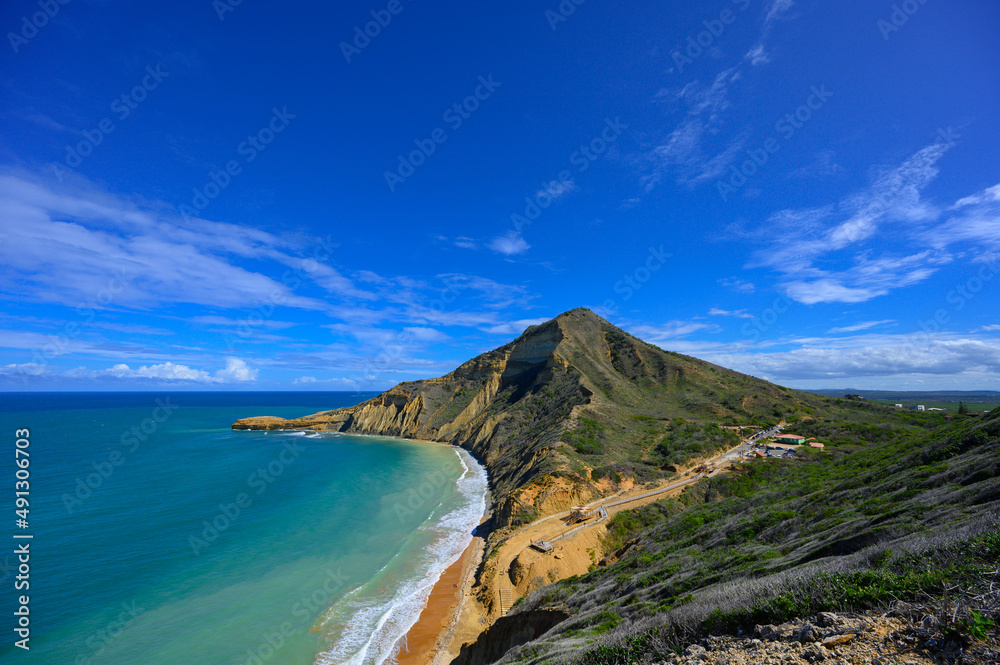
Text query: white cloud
745 138 966 305
214 357 258 382
827 320 895 334
786 150 843 180
0 363 51 377
536 179 577 201
489 231 531 256
629 321 721 345
746 0 796 66
402 326 450 342
77 358 259 383
702 333 1000 385
106 362 213 381
952 183 1000 209
717 277 756 293
190 316 298 330
709 307 754 319
922 181 1000 253
0 172 372 312
293 375 376 387
646 69 745 190
780 251 946 304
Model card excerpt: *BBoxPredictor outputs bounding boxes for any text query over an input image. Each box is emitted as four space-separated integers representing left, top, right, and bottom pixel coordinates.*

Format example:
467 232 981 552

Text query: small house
809 442 825 449
530 540 554 553
776 434 806 444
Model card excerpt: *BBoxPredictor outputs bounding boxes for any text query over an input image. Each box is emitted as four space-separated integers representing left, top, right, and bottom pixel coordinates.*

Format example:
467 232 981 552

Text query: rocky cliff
233 308 829 528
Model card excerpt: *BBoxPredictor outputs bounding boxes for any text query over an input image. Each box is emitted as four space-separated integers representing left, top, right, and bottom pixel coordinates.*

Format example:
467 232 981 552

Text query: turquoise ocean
0 392 487 665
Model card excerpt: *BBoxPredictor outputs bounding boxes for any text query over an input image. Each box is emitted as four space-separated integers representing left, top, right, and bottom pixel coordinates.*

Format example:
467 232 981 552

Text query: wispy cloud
709 307 754 319
190 316 299 331
746 137 966 304
786 150 843 180
489 230 531 256
703 332 1000 386
746 0 796 66
827 320 894 334
629 320 721 346
921 181 1000 256
717 277 756 293
0 172 374 312
13 109 80 135
645 68 744 190
0 363 51 377
536 179 577 201
293 375 374 387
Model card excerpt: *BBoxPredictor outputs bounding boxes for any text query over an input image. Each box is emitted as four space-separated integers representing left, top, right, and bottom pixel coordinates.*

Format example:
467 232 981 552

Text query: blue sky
1 0 999 391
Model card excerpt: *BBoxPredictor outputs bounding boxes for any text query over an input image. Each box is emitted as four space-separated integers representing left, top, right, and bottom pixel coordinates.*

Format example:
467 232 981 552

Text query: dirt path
436 440 752 662
487 440 750 616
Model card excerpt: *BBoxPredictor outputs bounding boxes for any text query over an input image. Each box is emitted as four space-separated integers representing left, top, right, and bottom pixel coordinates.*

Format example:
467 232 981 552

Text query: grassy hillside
490 406 1000 664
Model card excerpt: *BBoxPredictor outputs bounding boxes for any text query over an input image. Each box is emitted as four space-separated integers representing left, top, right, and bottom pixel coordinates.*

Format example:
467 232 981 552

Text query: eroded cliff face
232 307 823 531
233 316 593 528
450 609 571 665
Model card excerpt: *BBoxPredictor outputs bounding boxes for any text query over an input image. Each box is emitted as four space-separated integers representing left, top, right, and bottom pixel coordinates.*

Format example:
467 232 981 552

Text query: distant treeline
805 389 1000 403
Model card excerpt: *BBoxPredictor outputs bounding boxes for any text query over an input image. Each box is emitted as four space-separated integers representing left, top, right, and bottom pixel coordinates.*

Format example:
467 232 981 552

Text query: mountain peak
233 307 834 529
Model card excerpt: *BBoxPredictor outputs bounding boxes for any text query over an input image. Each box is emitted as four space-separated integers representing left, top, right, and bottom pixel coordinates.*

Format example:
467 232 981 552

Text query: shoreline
266 428 493 664
395 536 483 665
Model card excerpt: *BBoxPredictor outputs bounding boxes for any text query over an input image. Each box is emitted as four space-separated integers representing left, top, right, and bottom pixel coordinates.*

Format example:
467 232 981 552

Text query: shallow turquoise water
0 393 486 665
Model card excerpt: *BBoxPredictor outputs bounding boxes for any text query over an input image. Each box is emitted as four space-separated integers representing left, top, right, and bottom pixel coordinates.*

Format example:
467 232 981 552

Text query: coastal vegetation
498 404 1000 663
233 309 998 663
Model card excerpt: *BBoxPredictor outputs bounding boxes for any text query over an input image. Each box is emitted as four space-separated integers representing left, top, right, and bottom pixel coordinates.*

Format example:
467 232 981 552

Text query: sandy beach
395 538 483 665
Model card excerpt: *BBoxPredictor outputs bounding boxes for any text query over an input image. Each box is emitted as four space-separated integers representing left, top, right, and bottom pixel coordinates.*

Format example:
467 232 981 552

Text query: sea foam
313 447 487 665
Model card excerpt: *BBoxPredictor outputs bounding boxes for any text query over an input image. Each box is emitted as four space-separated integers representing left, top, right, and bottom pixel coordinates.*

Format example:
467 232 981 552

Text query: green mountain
458 406 1000 664
234 307 999 663
234 308 854 527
